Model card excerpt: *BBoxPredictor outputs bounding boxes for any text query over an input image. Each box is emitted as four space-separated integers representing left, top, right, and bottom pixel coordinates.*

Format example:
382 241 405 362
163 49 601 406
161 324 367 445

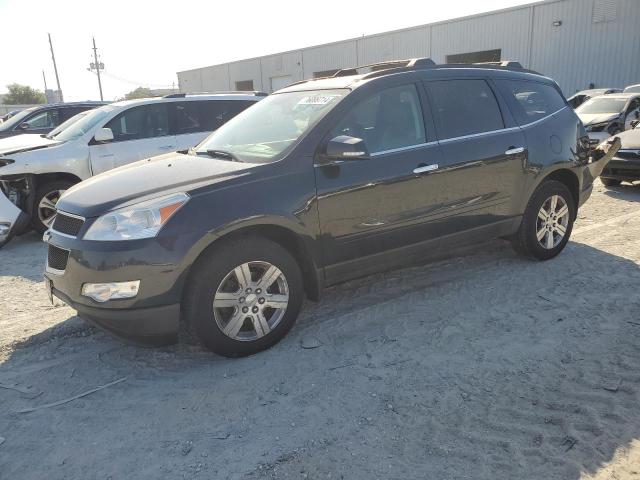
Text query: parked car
0 102 106 139
42 58 619 357
0 110 90 156
0 92 264 246
576 93 640 143
600 120 640 187
0 109 22 123
623 84 640 93
566 88 622 109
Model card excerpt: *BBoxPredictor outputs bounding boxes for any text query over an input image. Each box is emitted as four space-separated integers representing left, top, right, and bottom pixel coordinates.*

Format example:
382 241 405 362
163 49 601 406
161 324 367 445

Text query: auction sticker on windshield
297 95 341 105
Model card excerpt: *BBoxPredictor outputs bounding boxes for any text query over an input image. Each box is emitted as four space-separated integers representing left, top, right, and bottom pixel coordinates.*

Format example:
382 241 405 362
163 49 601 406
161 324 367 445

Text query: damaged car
0 93 264 248
576 93 640 143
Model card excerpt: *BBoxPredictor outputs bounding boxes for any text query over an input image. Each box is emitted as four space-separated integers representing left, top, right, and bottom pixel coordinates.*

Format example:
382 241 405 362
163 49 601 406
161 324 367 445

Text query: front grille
52 212 85 237
47 245 69 272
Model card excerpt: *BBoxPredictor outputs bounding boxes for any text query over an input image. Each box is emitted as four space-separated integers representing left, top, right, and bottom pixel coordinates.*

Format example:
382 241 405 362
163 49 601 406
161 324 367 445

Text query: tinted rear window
174 100 255 134
497 80 566 125
425 79 504 140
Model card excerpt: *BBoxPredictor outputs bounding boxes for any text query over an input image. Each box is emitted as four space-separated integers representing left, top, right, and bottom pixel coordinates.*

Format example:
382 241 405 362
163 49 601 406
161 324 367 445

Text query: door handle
159 145 176 150
505 147 525 155
413 164 438 174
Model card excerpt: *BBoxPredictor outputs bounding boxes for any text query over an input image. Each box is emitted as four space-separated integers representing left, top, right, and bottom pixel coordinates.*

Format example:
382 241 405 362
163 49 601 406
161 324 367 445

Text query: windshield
0 106 39 131
577 97 628 115
54 105 116 142
46 111 90 139
195 89 348 163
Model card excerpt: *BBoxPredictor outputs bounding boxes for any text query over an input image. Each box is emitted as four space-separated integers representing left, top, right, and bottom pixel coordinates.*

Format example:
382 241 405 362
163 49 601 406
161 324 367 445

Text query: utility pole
42 70 48 91
47 33 63 102
91 37 104 101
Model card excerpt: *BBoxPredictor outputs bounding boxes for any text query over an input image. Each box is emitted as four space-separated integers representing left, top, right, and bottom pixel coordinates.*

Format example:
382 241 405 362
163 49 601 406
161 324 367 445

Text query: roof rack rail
474 61 524 68
162 91 268 98
332 57 436 77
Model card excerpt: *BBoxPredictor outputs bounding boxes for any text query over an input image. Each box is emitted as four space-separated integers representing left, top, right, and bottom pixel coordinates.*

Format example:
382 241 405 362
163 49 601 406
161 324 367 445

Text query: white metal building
177 0 640 96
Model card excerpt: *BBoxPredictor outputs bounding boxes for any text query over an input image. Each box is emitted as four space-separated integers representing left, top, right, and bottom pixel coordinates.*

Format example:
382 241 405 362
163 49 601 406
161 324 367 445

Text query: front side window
196 89 347 163
105 104 169 142
330 84 426 154
23 109 60 129
426 79 504 140
497 79 567 125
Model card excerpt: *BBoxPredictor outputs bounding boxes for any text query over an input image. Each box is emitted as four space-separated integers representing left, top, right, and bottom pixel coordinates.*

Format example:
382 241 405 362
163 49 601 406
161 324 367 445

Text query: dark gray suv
43 58 620 357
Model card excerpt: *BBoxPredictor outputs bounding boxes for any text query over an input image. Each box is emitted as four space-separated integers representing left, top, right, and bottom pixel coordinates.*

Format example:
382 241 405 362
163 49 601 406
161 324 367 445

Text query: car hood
614 128 640 149
0 134 60 156
57 152 257 218
577 113 620 126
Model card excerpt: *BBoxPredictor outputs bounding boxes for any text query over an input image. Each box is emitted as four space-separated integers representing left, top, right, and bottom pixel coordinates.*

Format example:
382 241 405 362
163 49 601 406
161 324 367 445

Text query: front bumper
601 156 640 181
43 228 196 346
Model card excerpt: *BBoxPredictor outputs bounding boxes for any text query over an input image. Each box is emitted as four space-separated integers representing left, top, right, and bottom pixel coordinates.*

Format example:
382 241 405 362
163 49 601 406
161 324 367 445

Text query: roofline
177 0 563 74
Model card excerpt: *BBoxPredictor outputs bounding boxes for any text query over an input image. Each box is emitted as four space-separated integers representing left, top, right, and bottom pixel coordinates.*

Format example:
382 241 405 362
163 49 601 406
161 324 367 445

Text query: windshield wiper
197 149 241 162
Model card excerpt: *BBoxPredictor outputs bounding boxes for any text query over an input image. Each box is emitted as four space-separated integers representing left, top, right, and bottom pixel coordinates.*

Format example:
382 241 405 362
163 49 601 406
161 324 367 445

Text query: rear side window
425 79 504 140
497 80 566 125
106 104 170 142
330 84 426 154
174 100 255 134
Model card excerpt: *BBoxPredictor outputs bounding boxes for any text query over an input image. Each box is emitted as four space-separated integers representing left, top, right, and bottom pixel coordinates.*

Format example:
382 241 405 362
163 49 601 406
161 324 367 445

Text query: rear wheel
184 236 304 357
600 178 622 188
32 180 74 233
512 180 575 261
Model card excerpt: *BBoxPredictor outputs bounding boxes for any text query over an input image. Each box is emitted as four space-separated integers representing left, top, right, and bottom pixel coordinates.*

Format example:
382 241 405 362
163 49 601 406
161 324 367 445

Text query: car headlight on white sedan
84 193 189 241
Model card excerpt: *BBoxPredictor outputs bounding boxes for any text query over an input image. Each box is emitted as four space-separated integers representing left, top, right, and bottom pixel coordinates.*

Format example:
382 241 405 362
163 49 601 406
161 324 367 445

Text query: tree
3 83 46 105
121 87 155 101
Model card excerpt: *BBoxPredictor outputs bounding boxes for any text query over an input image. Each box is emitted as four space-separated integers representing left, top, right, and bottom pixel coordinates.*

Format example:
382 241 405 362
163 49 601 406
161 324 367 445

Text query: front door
89 103 175 175
314 82 445 282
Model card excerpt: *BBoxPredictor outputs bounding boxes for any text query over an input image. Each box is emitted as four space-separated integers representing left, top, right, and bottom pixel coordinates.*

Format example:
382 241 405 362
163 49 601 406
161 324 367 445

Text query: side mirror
631 119 640 129
325 135 369 160
18 122 29 130
94 127 114 143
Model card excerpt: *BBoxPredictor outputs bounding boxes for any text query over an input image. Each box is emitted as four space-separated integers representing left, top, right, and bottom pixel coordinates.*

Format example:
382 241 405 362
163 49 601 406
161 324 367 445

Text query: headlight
84 192 189 241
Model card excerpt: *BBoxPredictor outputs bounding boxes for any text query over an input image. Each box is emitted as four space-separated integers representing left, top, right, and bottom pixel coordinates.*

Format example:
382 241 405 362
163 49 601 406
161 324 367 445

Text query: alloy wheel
38 189 66 228
536 194 570 250
213 261 289 341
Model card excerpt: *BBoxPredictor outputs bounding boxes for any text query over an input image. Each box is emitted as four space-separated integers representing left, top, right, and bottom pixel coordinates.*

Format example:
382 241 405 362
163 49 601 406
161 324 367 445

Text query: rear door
172 100 256 150
423 78 527 236
90 103 175 174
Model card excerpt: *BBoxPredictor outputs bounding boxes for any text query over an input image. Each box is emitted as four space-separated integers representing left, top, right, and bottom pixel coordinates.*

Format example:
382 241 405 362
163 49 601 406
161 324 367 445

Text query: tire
512 180 576 261
32 180 74 233
600 177 622 188
184 236 304 357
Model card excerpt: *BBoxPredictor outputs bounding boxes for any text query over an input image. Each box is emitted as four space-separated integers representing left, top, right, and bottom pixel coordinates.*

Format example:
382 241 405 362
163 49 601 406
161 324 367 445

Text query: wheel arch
32 172 82 189
181 222 323 306
530 168 580 219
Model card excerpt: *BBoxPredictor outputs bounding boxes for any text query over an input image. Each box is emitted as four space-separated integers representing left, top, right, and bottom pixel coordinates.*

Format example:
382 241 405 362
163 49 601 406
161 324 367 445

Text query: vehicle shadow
0 231 46 281
1 239 640 480
602 181 640 202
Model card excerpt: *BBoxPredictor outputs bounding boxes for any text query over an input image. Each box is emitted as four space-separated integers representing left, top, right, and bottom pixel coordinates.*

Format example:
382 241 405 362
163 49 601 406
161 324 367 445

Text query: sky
0 0 533 102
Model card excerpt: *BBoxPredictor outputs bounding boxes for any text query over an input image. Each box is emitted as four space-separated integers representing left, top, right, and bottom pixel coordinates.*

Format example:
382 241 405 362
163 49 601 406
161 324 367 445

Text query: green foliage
122 87 155 101
3 83 46 105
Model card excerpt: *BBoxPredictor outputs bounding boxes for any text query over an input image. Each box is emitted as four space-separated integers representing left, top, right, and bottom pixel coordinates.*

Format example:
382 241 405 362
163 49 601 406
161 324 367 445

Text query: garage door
270 75 293 92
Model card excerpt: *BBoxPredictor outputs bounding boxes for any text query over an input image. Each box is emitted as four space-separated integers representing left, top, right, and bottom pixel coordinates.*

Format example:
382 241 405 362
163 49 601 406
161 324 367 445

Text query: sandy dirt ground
1 180 640 480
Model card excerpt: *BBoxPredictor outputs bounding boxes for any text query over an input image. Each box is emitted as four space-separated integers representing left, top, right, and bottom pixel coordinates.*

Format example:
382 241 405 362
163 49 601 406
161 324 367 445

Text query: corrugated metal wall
178 0 640 95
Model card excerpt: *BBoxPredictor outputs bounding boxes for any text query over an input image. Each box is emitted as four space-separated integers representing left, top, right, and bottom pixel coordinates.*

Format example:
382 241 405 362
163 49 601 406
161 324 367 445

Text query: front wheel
184 236 304 357
512 180 576 261
32 180 75 233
